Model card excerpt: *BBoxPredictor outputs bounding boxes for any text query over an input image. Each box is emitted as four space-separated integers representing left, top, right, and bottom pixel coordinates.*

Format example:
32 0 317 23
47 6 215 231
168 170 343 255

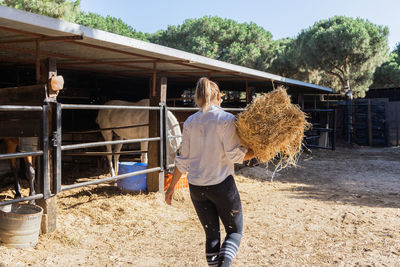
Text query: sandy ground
1 146 400 266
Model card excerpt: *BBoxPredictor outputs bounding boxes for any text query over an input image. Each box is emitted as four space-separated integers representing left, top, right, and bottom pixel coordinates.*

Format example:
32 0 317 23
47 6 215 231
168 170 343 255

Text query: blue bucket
117 162 147 192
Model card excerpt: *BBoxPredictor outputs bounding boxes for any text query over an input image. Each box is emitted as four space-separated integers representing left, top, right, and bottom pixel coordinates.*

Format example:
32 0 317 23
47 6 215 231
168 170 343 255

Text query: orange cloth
164 172 188 191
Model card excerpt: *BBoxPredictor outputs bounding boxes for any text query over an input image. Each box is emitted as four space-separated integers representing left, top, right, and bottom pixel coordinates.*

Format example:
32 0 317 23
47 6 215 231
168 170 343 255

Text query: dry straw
236 86 311 168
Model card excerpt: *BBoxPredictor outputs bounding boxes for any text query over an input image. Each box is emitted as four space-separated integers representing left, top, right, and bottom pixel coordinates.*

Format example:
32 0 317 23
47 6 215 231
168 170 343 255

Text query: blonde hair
194 77 220 111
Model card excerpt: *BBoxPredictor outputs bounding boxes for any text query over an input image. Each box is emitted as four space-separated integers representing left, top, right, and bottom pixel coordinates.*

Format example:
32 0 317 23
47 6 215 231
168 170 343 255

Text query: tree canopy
150 16 277 70
371 43 400 88
294 16 389 97
0 0 149 41
74 12 149 41
0 0 81 21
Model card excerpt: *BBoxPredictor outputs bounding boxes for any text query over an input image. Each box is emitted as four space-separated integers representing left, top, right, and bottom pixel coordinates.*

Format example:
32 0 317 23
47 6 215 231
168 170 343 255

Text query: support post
36 58 58 234
37 101 57 233
245 80 254 104
35 41 40 83
54 102 62 193
147 76 167 192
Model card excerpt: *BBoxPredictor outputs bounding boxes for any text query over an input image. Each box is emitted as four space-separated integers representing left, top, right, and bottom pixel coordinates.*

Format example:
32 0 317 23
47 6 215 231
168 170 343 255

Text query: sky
80 0 399 50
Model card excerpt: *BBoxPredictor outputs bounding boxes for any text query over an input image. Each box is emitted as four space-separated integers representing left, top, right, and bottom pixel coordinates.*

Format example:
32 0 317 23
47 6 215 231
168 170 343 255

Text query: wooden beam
47 58 61 98
58 65 152 78
0 43 154 72
68 40 159 61
160 77 167 103
158 71 220 75
117 70 243 76
0 43 88 61
174 61 220 72
36 60 58 234
0 84 46 105
147 76 166 192
0 56 35 65
58 59 191 65
59 60 152 65
0 119 41 137
245 80 250 103
35 41 40 83
74 62 154 72
152 62 157 97
206 77 265 82
0 35 83 44
0 25 43 37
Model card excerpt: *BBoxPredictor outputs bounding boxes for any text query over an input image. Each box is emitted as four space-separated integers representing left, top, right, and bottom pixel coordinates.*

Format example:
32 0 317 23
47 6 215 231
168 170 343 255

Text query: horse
3 137 37 204
96 99 182 176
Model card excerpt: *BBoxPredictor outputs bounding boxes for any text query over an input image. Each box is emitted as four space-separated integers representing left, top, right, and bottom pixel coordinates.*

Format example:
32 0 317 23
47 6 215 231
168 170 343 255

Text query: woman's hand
243 148 255 161
165 187 175 205
165 168 183 205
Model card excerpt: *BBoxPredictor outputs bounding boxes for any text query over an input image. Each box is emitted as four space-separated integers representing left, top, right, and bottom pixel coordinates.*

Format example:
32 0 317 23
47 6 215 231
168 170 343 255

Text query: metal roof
0 6 333 93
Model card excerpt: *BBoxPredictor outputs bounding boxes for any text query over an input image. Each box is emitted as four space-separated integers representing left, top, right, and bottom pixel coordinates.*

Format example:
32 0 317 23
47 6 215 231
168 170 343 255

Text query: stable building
0 6 335 232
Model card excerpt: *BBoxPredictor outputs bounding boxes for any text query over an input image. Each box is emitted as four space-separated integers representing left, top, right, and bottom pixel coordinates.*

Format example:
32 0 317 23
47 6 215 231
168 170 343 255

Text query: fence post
147 76 167 192
164 106 169 170
54 102 62 194
159 102 165 177
37 101 57 234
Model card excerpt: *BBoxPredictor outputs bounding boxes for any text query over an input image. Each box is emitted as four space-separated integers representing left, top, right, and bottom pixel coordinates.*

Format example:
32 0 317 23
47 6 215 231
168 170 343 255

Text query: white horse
96 99 182 176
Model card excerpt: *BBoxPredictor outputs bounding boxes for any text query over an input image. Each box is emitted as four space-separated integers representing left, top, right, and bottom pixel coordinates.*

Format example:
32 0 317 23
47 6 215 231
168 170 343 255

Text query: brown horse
4 137 36 204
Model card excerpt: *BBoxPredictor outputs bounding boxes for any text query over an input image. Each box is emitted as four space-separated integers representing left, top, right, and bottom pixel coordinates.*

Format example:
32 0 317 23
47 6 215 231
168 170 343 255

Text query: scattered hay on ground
1 147 400 266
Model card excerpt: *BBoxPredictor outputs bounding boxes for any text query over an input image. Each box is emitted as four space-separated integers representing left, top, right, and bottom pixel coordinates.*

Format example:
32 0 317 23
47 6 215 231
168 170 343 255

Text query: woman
165 77 254 267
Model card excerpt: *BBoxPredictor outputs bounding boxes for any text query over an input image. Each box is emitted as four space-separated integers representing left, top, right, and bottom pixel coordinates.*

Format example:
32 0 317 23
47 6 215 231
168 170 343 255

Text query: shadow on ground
236 145 400 209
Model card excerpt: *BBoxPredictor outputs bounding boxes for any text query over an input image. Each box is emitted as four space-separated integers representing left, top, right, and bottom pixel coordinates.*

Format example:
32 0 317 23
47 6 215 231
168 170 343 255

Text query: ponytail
194 77 220 111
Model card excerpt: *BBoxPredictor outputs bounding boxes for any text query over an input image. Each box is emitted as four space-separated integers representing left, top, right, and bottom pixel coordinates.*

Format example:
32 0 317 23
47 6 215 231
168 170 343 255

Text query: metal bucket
0 203 43 248
18 137 39 152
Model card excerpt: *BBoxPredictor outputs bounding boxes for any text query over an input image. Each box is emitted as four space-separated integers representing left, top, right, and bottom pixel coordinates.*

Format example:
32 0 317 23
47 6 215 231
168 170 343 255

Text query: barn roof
0 6 333 93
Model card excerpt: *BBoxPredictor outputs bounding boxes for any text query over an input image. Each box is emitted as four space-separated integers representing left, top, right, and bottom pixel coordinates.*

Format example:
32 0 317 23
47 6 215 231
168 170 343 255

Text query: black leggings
189 175 243 267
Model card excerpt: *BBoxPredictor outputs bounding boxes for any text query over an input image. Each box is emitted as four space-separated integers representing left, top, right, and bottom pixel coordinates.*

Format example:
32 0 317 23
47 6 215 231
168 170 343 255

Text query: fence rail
167 106 246 112
61 137 161 151
0 105 43 111
61 167 161 191
0 194 44 206
61 104 161 110
0 104 49 205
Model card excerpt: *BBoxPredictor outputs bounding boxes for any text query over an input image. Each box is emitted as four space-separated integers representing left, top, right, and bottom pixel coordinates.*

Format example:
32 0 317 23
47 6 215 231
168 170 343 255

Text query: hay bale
236 87 311 167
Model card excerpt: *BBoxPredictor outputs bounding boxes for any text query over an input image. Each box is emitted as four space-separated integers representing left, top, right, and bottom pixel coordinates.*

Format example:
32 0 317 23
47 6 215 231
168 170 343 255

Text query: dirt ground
1 146 400 266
